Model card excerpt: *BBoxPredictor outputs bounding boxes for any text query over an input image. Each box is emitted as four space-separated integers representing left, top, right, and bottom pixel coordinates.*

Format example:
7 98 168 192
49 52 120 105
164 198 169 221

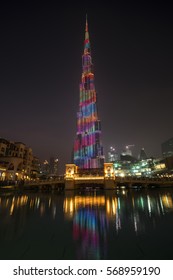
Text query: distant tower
161 137 173 158
108 146 118 162
139 148 147 160
122 145 134 156
54 158 59 175
73 16 104 169
42 160 50 175
49 157 55 174
50 157 59 175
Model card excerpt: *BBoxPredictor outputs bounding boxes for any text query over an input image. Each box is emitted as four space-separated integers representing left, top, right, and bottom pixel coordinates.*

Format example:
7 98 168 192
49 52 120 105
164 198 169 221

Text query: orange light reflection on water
63 196 118 219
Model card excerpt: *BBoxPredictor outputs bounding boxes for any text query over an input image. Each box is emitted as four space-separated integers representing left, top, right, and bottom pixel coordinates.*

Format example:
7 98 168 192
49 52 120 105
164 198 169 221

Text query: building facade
0 138 40 181
162 137 173 158
73 17 104 169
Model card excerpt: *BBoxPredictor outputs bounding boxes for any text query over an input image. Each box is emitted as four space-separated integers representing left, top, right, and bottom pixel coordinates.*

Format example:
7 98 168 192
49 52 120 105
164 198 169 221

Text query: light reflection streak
134 215 138 233
161 195 173 208
159 196 165 215
118 197 121 210
10 202 14 215
147 195 151 216
115 211 121 232
140 197 144 209
157 201 161 215
36 198 40 208
52 205 56 219
40 203 45 216
48 198 51 207
0 190 173 238
112 199 116 215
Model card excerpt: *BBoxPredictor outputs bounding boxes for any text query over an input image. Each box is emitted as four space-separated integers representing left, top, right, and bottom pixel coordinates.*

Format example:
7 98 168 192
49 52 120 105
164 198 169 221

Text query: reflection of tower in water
73 207 108 259
63 195 118 259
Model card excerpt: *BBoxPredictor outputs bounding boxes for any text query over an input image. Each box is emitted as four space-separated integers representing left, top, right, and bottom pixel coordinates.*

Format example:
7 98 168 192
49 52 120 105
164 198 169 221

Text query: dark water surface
0 188 173 260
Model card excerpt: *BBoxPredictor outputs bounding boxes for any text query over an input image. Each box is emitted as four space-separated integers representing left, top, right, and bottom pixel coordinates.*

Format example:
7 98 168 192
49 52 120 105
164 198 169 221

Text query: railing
1 175 172 189
24 176 173 186
23 177 64 186
116 176 173 183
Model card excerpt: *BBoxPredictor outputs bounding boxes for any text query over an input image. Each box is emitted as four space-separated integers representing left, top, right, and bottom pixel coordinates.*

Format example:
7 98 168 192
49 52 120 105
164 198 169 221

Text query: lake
0 188 173 260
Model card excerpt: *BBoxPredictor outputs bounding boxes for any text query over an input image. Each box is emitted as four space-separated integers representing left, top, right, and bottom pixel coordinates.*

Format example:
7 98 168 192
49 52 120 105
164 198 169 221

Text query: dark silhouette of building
162 137 173 158
139 148 147 160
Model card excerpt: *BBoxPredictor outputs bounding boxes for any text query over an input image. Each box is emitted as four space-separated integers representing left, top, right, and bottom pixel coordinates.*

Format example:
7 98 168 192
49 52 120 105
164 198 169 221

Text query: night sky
1 2 173 173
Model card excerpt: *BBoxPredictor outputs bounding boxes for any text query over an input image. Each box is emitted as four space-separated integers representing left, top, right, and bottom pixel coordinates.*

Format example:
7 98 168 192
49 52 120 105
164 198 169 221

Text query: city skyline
1 2 173 173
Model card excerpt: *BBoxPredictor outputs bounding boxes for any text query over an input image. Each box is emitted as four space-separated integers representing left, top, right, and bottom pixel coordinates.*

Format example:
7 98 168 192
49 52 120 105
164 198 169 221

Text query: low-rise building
0 138 40 181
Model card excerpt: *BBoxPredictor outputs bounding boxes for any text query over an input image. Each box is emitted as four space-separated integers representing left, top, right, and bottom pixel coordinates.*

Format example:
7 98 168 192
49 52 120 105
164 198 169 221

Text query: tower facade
73 17 104 169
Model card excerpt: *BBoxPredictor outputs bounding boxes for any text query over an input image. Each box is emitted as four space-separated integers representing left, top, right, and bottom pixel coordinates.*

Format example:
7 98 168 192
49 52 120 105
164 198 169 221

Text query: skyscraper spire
84 14 90 54
85 14 88 31
73 17 104 169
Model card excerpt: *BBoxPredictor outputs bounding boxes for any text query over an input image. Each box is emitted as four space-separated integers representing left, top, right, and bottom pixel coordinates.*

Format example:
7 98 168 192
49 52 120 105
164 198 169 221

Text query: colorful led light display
73 17 104 169
73 207 108 259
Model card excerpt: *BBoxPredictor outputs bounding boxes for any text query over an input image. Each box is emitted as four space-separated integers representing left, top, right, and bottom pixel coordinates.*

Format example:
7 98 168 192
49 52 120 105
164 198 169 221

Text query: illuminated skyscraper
73 17 104 169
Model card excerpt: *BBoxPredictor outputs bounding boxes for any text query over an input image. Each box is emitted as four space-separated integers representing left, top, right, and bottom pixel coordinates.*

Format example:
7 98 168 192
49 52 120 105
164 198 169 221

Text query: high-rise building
139 148 147 160
108 147 118 162
49 157 54 174
41 160 50 175
162 137 173 158
73 17 104 169
49 157 59 175
121 145 134 156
